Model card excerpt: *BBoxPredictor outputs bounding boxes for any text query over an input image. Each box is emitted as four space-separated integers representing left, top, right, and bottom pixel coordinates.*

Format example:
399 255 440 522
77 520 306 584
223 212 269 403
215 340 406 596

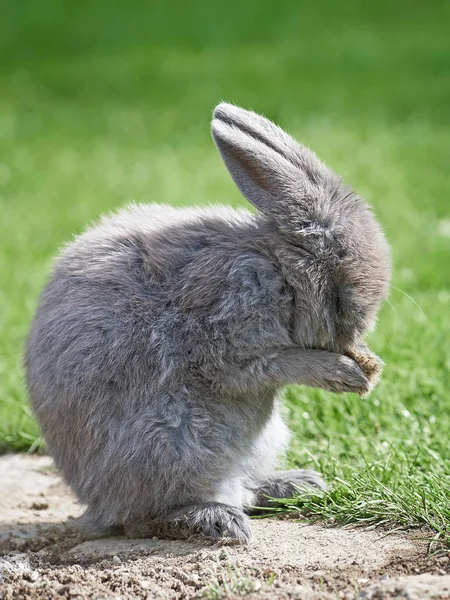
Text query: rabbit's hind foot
247 468 326 514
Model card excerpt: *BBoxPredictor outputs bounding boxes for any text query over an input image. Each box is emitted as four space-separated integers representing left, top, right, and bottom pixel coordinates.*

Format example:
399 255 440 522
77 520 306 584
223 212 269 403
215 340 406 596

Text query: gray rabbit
25 103 391 543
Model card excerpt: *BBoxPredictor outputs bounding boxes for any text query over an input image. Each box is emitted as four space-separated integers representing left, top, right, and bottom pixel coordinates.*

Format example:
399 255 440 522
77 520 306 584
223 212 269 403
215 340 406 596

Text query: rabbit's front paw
345 344 383 387
167 502 252 544
324 355 371 395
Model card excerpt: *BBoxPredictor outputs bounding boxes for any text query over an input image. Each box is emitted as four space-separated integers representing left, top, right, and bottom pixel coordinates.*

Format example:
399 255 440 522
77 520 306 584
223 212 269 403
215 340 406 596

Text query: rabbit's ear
212 110 301 215
212 103 335 197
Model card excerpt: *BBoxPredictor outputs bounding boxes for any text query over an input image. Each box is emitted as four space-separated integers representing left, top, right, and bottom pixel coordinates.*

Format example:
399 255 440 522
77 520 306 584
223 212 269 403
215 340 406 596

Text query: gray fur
25 103 391 544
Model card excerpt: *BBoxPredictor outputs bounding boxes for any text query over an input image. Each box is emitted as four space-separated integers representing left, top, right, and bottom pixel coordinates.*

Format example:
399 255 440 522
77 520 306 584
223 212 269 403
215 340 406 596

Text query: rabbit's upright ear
211 103 335 216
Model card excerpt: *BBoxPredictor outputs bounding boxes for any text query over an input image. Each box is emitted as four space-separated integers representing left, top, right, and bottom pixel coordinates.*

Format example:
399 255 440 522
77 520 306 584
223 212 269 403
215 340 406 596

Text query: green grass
1 0 450 544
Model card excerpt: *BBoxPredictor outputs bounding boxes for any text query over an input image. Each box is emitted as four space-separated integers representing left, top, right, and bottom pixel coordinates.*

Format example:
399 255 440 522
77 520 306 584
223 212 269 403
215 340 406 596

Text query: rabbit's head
212 103 391 353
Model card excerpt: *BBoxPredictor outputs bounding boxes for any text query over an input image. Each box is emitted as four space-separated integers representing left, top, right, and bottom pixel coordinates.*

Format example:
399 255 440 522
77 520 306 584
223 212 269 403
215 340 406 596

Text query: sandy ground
1 455 450 599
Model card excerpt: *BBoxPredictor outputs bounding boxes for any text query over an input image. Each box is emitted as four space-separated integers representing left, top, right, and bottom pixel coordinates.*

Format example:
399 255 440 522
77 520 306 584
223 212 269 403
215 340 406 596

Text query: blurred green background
1 0 450 537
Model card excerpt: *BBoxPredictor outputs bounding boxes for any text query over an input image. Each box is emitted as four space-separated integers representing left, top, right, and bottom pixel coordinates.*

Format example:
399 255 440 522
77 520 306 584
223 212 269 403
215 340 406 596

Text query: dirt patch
1 455 449 599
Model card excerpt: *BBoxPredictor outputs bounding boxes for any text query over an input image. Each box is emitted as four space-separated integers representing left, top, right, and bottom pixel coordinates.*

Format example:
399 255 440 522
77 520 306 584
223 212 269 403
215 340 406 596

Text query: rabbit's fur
26 104 391 543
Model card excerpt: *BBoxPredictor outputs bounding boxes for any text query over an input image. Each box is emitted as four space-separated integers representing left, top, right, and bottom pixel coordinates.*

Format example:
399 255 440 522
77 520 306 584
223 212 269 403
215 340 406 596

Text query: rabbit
25 103 391 544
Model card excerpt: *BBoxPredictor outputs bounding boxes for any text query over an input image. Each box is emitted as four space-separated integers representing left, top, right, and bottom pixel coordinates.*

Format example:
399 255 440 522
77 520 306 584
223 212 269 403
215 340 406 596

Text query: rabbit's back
26 202 292 525
27 202 290 395
27 203 257 389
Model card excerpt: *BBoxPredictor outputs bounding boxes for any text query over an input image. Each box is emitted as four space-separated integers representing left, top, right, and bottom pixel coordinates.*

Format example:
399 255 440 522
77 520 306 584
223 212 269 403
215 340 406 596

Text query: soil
1 454 449 599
